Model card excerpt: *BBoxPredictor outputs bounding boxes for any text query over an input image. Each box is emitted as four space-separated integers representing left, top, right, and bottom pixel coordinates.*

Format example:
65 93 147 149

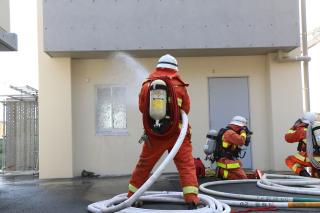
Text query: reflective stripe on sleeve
294 153 307 162
294 153 320 162
177 98 183 107
240 132 247 139
222 141 230 148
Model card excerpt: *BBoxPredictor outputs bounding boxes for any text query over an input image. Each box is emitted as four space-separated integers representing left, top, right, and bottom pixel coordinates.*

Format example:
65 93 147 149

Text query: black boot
299 170 311 177
132 200 143 207
187 202 197 210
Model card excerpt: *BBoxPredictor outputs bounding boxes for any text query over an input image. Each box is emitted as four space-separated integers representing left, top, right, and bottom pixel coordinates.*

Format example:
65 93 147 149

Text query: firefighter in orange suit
127 54 200 208
285 112 319 177
216 116 252 180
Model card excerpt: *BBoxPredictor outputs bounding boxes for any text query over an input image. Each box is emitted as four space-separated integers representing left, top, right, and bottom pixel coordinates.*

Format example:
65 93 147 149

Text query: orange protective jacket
221 124 246 153
285 122 307 152
216 124 247 179
128 67 199 204
139 68 191 138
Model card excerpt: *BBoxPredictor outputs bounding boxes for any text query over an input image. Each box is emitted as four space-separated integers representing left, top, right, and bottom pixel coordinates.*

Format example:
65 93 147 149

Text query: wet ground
0 172 319 212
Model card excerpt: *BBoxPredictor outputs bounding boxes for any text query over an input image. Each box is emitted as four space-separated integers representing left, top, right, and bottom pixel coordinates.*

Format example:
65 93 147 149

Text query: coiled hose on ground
88 111 231 213
200 173 320 209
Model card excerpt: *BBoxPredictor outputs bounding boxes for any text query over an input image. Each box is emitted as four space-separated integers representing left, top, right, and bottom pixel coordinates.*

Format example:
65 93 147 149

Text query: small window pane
113 103 126 129
96 85 127 135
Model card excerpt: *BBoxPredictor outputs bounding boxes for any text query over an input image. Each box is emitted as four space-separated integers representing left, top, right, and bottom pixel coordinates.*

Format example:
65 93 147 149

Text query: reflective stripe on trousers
223 170 229 179
182 186 199 195
292 163 301 173
216 162 240 169
128 183 138 193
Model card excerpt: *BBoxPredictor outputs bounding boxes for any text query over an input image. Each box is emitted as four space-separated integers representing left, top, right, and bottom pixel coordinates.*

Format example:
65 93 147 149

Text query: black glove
242 126 253 135
242 126 252 146
245 134 251 146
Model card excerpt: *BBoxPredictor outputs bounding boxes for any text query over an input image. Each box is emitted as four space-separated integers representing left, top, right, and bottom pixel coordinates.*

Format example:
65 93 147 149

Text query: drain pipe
274 0 311 111
301 0 310 111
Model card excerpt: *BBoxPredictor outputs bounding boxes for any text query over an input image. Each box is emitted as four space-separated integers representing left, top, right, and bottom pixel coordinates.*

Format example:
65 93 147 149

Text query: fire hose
200 173 320 209
88 110 231 213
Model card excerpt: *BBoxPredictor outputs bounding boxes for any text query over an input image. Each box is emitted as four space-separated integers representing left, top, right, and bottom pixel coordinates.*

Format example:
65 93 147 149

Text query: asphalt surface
0 172 319 212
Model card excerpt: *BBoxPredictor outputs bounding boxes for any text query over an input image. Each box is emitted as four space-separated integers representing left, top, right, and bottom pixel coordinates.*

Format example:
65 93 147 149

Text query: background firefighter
216 116 252 180
127 54 200 209
284 112 320 177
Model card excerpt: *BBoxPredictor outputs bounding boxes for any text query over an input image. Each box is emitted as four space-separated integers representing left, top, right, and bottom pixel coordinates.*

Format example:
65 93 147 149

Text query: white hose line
199 173 320 209
88 192 230 213
200 179 294 202
258 173 320 195
88 111 231 213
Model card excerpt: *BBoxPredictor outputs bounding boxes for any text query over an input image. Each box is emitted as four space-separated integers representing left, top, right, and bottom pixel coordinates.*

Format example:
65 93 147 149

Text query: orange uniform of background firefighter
127 54 200 206
216 116 251 180
284 112 320 177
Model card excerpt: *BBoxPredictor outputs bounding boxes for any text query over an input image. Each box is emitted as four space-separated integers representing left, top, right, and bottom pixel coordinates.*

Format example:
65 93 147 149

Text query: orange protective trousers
128 134 200 204
285 152 320 177
216 158 248 180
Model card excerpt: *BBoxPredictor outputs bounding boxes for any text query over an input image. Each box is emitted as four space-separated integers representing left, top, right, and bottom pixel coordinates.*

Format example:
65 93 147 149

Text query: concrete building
37 0 305 179
0 0 17 51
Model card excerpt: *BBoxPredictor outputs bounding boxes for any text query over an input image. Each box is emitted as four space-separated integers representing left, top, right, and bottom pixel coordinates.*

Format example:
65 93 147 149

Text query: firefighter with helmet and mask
215 116 252 180
127 54 200 209
284 112 320 177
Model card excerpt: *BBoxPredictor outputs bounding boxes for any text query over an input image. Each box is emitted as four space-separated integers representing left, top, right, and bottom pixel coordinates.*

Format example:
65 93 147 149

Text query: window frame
95 84 128 136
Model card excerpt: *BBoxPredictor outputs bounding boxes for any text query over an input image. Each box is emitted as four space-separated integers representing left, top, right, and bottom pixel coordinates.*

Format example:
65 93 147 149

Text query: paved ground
0 172 319 212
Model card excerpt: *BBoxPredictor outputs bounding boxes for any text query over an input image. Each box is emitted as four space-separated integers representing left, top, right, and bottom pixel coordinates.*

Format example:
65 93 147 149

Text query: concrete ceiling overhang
45 46 297 59
0 31 18 51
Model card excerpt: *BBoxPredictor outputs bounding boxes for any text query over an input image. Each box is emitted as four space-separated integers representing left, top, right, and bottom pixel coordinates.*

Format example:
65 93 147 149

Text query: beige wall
37 48 303 178
0 0 10 31
71 54 302 176
36 2 303 179
37 0 73 179
266 54 303 170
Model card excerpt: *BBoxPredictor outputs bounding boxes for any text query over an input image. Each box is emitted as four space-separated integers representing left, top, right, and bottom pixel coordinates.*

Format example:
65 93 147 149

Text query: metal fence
1 86 38 173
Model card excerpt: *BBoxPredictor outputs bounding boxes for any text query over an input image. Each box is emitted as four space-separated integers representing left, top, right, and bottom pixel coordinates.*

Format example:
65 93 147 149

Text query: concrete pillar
37 0 73 178
266 53 303 171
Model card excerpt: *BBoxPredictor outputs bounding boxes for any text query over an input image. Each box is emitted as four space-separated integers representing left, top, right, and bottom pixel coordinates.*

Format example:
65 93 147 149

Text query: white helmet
229 116 247 127
156 54 178 71
301 112 316 124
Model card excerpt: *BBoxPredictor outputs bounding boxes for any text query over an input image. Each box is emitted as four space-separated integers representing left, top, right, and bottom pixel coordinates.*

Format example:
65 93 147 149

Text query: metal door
208 77 252 168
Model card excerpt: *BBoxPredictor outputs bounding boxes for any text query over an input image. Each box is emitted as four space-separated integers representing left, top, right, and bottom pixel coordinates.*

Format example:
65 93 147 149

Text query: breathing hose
88 111 231 213
200 173 320 209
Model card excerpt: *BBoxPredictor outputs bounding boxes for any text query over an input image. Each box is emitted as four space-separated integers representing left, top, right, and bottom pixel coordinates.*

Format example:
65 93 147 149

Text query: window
96 85 127 135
